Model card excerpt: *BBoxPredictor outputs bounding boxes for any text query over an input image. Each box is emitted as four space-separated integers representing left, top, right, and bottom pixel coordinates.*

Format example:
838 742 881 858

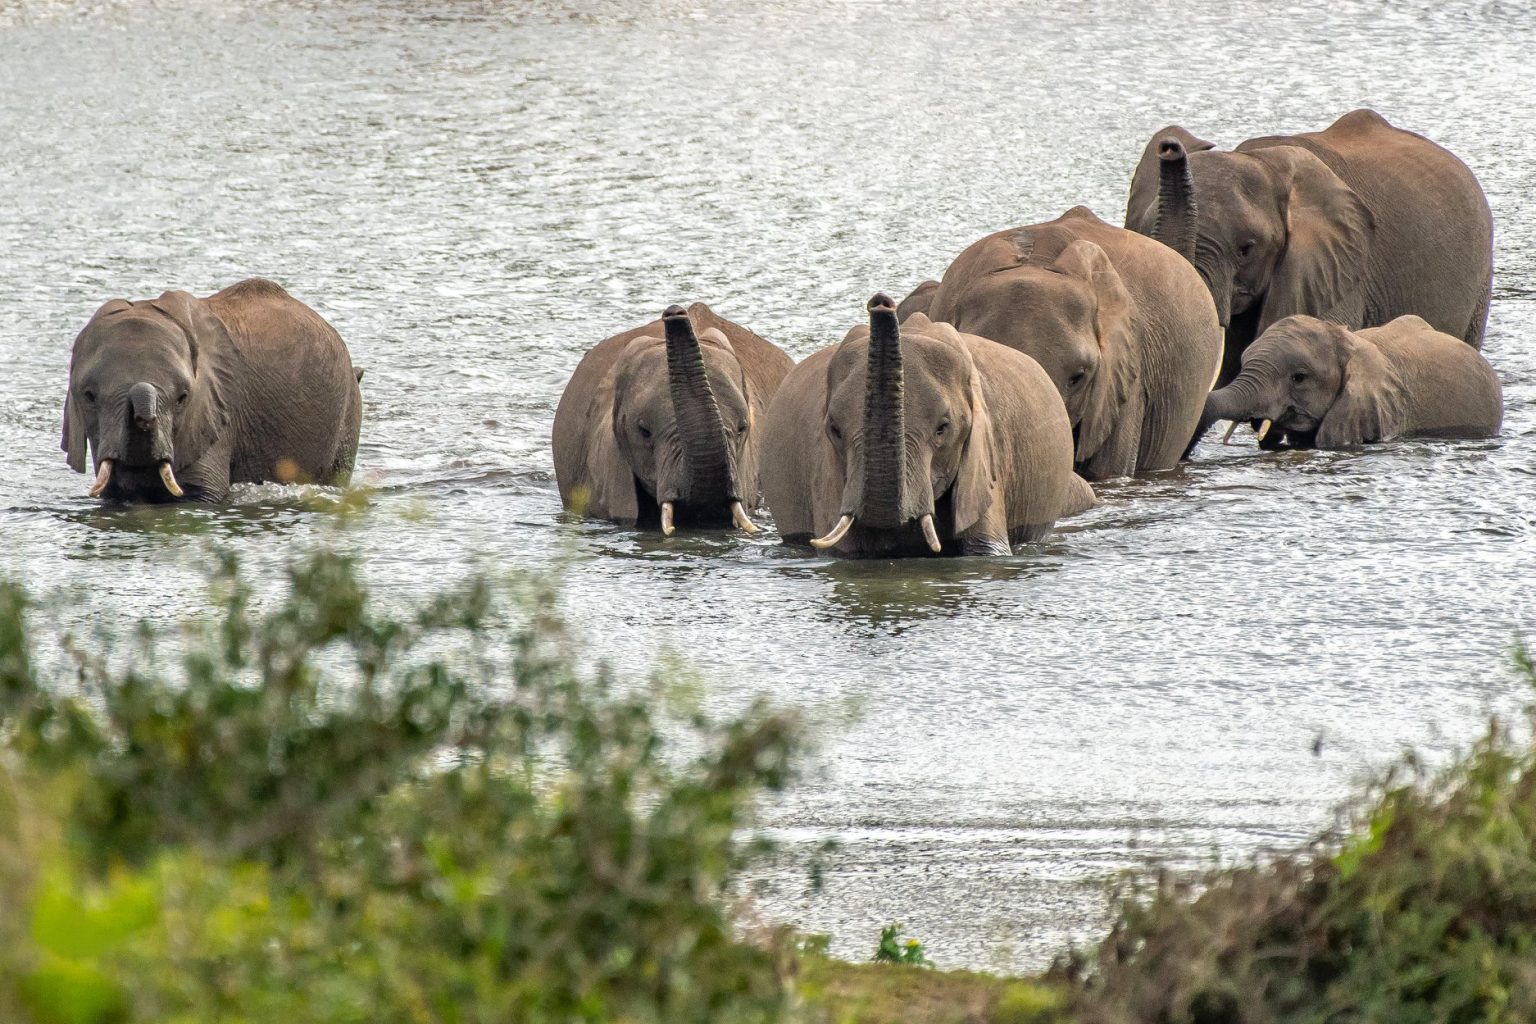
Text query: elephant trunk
1203 372 1266 424
663 305 737 506
1152 137 1198 263
859 293 906 530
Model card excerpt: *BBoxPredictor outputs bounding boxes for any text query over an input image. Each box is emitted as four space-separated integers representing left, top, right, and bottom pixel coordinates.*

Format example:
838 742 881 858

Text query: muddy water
1 0 1533 970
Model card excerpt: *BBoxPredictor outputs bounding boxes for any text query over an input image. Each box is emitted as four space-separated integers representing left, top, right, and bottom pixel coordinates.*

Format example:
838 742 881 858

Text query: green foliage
0 551 802 1024
873 922 933 968
1064 648 1536 1024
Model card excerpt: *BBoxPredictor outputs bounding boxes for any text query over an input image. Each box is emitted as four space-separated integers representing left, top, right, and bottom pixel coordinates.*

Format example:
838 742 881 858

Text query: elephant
1203 314 1502 450
1125 109 1494 396
760 293 1095 558
62 278 361 503
916 206 1222 480
552 303 793 534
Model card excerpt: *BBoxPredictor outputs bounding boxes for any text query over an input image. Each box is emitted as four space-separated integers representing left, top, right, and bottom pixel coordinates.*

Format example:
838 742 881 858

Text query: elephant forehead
75 317 191 370
828 332 970 393
614 339 748 406
1189 151 1275 200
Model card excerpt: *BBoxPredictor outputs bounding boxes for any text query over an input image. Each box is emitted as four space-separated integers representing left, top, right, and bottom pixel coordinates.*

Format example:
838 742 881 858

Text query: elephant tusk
730 500 759 534
1256 419 1273 443
88 459 113 497
1221 420 1239 445
660 501 675 537
920 513 942 553
158 462 185 497
809 513 854 550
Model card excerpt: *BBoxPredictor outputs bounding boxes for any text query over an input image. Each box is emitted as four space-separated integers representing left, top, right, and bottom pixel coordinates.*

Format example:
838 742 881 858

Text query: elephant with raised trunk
552 303 793 534
1126 109 1493 395
760 294 1094 558
1204 315 1502 450
917 206 1222 480
62 278 361 503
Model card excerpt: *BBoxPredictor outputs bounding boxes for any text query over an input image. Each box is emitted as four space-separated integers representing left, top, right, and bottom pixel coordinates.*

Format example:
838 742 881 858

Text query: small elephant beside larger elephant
1205 315 1502 450
1125 108 1493 395
63 278 362 503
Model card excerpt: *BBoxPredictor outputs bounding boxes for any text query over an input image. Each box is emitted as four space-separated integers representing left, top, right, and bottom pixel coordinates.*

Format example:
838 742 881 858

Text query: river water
2 0 1533 971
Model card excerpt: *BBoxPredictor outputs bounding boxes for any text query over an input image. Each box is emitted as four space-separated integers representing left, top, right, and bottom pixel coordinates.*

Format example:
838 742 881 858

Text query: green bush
1063 649 1536 1024
0 551 801 1024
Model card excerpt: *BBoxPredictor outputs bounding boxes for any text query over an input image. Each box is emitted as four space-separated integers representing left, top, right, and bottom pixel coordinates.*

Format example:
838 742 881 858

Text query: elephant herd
61 110 1505 556
550 109 1503 557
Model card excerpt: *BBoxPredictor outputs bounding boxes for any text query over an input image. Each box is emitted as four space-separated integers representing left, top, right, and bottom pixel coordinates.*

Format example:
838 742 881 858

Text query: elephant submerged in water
1204 315 1502 450
62 278 362 503
1125 109 1493 394
552 303 793 534
760 294 1094 557
913 206 1222 480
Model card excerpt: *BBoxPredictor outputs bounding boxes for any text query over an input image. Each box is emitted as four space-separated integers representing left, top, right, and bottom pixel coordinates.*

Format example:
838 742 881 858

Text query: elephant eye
637 424 652 440
935 421 950 438
1239 240 1256 258
1068 370 1087 387
177 391 190 407
82 389 96 404
828 422 842 440
1291 371 1308 384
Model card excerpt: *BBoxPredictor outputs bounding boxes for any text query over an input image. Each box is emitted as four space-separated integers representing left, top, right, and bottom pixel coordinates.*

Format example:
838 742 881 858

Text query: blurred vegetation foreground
3 552 1536 1024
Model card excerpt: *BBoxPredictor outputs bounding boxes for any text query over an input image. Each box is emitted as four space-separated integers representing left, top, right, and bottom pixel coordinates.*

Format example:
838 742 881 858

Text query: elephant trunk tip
1157 137 1188 163
867 292 897 313
662 303 689 321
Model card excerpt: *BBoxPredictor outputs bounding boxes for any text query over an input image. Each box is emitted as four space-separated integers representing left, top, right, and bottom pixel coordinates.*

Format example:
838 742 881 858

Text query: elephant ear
584 413 641 522
61 298 132 473
1255 148 1373 333
952 364 999 538
1125 125 1215 234
1316 328 1404 447
1051 240 1138 464
149 290 236 459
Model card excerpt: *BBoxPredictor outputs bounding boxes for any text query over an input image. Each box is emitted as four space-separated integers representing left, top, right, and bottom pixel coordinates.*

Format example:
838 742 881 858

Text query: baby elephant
1204 314 1502 450
63 279 362 502
552 303 793 534
760 294 1094 557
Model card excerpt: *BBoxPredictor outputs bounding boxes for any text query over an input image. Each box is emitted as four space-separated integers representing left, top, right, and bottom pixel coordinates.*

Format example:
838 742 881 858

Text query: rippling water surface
2 0 1534 970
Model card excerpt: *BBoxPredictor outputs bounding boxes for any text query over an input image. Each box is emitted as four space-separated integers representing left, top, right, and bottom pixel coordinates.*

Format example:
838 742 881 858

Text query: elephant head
810 294 997 556
63 291 235 502
1203 314 1404 449
597 305 759 534
948 238 1137 471
1127 129 1373 358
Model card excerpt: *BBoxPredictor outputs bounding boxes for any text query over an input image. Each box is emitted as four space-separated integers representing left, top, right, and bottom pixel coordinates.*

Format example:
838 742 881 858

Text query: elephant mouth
1253 409 1319 451
89 459 187 502
633 477 756 536
811 490 952 558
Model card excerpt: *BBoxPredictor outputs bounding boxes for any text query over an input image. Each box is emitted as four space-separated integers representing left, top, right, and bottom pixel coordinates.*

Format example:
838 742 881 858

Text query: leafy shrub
873 923 933 968
1063 649 1536 1024
0 551 801 1024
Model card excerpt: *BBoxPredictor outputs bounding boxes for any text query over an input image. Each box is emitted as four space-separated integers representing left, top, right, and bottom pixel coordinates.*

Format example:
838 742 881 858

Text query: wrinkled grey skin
1204 315 1502 450
916 206 1221 480
551 303 793 531
63 278 361 503
1126 109 1494 400
760 294 1094 558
